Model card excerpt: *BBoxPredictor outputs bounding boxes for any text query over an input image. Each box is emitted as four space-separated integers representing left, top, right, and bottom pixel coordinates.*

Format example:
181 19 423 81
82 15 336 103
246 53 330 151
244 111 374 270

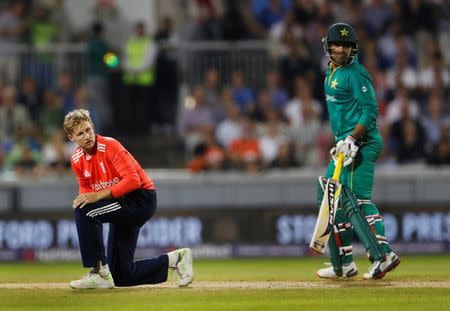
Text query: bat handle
332 153 344 181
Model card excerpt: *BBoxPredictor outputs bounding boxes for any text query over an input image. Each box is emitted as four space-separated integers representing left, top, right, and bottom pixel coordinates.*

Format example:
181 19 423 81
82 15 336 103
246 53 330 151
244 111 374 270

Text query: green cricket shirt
324 57 380 142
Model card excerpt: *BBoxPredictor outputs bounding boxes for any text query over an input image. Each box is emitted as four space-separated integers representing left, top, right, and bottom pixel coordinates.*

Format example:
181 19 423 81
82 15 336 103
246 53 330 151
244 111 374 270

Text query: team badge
331 78 338 89
340 28 349 37
100 161 107 174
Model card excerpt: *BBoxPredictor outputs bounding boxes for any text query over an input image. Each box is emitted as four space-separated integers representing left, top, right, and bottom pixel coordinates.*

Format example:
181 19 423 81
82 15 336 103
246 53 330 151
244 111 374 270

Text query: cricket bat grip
332 153 344 181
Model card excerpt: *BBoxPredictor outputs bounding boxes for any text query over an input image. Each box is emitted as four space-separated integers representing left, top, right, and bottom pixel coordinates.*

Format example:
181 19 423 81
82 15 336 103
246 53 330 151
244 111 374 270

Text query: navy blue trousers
73 189 168 286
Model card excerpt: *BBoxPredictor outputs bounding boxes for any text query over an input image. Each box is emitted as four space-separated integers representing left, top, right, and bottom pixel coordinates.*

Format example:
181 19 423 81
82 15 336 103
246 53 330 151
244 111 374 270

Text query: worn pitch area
1 281 450 289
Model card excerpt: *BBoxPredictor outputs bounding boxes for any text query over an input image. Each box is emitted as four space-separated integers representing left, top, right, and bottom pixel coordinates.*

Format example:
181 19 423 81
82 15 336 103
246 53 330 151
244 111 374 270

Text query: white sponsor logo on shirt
326 94 337 102
361 86 367 92
91 177 120 191
84 170 91 178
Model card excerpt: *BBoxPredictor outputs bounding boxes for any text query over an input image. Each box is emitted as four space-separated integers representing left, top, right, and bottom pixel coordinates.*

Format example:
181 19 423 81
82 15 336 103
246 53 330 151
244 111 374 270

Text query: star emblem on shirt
340 28 349 37
331 78 338 89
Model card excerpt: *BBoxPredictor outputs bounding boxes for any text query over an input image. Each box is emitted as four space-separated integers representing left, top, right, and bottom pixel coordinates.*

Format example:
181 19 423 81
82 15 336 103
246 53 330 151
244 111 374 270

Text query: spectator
230 69 256 114
18 77 42 122
25 4 58 89
0 85 30 141
39 128 76 175
421 91 450 150
0 1 27 83
154 16 180 134
427 125 450 166
154 16 179 44
390 103 426 164
265 69 289 111
362 0 391 38
251 0 292 30
215 98 242 149
203 132 226 171
364 46 388 106
283 78 322 128
287 101 322 166
186 142 207 173
54 71 75 114
259 120 286 167
39 89 64 138
221 0 251 40
228 117 261 172
74 86 101 133
385 87 420 125
122 21 157 134
331 0 360 26
187 133 225 173
385 52 418 94
4 124 41 175
279 33 317 95
202 67 223 122
91 0 128 52
377 21 415 70
269 140 298 168
253 89 274 122
184 0 224 40
86 22 112 133
177 85 215 157
419 51 450 90
49 0 73 42
268 9 303 57
293 0 317 26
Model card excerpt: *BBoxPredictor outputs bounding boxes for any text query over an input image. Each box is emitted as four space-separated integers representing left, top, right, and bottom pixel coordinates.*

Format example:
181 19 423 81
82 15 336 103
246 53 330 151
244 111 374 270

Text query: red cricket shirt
71 135 154 198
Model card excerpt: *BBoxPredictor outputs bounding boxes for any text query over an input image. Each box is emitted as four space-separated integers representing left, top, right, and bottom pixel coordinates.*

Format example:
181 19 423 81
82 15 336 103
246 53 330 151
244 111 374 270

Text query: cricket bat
309 153 344 253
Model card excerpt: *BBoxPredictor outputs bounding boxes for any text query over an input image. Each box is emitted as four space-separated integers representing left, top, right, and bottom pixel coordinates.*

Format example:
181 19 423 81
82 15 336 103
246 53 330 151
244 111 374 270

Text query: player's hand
73 192 101 209
330 135 358 167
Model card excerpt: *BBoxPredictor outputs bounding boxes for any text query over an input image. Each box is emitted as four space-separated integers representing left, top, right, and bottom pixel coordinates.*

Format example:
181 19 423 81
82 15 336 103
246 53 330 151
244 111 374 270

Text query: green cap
326 23 357 44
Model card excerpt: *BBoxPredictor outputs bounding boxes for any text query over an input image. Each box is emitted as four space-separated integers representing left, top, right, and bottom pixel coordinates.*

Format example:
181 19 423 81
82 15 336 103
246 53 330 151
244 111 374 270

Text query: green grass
1 255 450 311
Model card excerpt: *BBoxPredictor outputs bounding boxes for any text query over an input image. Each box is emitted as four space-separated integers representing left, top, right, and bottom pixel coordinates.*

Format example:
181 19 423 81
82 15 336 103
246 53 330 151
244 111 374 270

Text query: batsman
316 23 400 279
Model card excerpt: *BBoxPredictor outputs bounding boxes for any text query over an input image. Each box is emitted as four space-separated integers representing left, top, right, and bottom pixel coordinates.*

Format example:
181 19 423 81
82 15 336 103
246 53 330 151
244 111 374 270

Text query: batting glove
330 135 358 167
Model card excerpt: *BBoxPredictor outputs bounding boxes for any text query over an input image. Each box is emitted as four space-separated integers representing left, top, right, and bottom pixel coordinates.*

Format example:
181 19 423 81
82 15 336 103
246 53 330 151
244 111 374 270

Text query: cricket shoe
363 252 400 280
174 248 194 287
69 270 114 289
316 262 358 279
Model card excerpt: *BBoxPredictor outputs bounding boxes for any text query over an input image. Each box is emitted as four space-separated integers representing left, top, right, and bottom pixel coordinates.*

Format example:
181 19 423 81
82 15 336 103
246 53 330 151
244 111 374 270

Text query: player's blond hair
63 109 93 135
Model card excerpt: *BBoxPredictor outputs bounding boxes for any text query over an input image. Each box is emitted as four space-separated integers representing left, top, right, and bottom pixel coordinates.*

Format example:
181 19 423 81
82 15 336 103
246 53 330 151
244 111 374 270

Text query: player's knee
73 206 86 218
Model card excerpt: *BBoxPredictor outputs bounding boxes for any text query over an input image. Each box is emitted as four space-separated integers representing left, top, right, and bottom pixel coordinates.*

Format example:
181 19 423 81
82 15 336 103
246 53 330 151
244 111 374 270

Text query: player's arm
351 123 366 142
350 69 378 140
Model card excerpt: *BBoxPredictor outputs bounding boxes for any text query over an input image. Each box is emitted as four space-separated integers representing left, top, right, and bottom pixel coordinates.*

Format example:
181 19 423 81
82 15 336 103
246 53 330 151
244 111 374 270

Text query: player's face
69 121 96 151
330 42 352 65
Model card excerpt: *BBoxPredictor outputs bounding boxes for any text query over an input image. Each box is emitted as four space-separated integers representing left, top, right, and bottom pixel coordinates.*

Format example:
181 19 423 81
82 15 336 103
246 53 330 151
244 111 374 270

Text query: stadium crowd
179 0 450 172
0 0 449 177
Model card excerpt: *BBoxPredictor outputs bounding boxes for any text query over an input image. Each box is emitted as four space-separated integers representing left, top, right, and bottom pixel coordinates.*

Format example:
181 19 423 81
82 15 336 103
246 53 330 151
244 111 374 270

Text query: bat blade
309 179 342 253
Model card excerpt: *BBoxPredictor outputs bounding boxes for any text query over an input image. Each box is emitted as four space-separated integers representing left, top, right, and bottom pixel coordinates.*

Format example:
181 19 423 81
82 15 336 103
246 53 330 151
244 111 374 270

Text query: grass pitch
1 254 450 310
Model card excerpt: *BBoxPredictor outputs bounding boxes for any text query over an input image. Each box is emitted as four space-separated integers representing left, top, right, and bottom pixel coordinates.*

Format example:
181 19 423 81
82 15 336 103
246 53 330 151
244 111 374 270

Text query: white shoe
70 270 114 289
363 252 400 280
316 262 358 279
174 248 194 287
